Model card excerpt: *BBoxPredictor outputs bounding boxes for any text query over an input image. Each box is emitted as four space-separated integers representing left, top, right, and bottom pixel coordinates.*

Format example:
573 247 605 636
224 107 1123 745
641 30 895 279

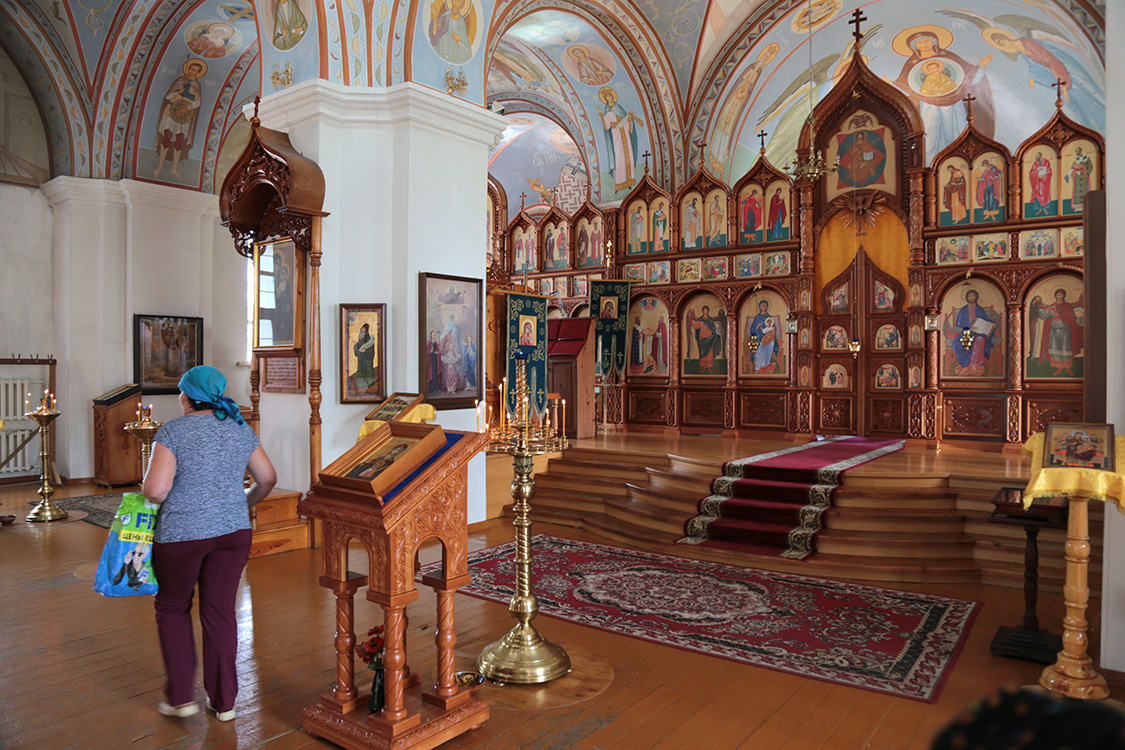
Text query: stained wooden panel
739 391 787 429
1026 398 1084 436
868 398 905 434
943 396 1005 438
627 388 669 425
681 390 725 427
817 396 853 433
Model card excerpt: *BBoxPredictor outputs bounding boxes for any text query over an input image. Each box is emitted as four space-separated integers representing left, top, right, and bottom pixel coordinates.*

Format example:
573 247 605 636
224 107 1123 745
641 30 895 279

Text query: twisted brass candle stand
478 352 570 684
124 405 163 476
25 401 65 522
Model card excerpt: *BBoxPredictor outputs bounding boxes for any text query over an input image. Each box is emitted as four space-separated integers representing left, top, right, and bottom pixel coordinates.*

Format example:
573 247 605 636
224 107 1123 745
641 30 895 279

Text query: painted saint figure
272 0 309 50
440 313 465 392
1028 151 1053 216
687 305 724 375
1031 288 1084 377
946 288 1001 377
891 27 996 164
707 194 726 246
741 189 762 243
463 333 478 388
353 322 376 391
426 331 442 393
598 87 642 193
630 316 644 368
683 198 702 249
1066 147 1093 211
768 188 787 241
943 164 968 224
652 315 667 374
628 204 644 253
975 159 1004 221
188 22 236 58
428 0 474 64
153 59 207 180
747 299 781 374
568 44 613 86
651 202 668 251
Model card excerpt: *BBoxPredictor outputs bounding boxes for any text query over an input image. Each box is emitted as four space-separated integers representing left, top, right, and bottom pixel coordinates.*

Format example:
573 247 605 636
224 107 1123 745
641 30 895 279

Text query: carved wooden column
219 107 328 486
798 183 815 273
308 214 323 478
322 572 367 713
421 572 471 710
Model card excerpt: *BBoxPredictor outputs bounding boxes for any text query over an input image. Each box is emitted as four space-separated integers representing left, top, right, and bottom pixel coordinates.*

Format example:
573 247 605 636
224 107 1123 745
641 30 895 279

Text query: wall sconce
848 338 861 359
746 335 761 355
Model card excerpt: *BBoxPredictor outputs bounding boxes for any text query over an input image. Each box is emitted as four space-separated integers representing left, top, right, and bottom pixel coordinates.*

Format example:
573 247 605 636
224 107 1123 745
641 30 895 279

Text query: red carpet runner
425 536 977 702
679 436 905 559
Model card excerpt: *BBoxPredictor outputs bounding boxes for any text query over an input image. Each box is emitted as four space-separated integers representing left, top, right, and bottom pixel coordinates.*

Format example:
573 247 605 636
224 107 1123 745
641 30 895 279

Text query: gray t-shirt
153 413 260 544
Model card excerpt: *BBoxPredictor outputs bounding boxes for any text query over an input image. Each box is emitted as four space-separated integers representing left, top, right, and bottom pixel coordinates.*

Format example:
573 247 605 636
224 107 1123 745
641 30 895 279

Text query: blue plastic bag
93 492 160 597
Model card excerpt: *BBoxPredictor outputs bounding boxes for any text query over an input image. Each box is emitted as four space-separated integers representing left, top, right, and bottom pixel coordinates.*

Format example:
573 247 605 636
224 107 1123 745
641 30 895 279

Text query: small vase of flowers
356 625 386 712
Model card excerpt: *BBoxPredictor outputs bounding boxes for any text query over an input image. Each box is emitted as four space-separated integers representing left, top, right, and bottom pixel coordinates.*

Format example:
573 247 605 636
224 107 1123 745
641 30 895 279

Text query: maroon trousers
153 529 252 711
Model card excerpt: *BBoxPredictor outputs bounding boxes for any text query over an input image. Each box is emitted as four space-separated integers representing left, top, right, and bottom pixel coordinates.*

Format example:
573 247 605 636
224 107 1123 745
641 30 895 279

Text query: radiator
1 379 30 421
0 428 36 474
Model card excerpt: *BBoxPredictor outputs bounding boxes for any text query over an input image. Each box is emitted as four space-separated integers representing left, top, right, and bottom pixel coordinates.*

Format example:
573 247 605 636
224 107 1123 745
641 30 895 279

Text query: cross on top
849 8 867 46
962 93 976 123
642 151 651 174
519 192 527 210
757 129 768 151
251 95 261 125
1052 78 1067 106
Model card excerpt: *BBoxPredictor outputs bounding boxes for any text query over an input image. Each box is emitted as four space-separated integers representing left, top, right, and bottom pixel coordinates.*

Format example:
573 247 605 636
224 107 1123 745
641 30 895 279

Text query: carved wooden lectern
297 430 489 750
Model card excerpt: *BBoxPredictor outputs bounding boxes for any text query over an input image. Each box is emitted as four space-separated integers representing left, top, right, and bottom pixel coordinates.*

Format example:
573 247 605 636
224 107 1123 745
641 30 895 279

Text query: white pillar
255 81 504 520
1100 3 1125 671
39 177 236 480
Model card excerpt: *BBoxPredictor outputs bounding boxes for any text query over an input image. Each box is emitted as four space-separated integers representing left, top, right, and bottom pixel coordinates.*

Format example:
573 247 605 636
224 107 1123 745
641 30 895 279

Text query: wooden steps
249 488 310 558
500 443 1087 589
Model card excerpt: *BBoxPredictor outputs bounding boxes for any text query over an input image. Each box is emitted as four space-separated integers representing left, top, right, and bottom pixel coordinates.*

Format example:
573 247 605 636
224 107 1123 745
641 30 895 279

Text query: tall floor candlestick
25 403 64 522
479 351 570 684
125 405 163 476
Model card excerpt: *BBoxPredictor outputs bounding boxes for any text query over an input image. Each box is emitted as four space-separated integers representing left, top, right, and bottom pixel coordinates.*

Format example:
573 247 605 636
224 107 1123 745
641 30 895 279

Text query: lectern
298 429 489 750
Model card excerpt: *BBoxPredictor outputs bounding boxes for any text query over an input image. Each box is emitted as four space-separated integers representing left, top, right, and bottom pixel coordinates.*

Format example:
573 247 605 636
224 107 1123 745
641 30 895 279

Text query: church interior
3 0 1125 747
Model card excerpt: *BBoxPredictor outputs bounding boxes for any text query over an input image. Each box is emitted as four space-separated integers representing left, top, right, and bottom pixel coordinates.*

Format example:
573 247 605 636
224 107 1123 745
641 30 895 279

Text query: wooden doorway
816 248 907 436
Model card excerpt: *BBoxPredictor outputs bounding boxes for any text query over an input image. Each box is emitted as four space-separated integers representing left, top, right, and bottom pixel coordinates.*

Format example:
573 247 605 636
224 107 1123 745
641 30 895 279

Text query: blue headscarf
178 365 245 425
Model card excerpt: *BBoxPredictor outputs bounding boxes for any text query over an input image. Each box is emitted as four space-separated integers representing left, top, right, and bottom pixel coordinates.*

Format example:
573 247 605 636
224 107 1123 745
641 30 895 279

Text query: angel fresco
890 25 996 165
1028 281 1084 379
940 10 1105 131
756 26 880 170
707 43 779 178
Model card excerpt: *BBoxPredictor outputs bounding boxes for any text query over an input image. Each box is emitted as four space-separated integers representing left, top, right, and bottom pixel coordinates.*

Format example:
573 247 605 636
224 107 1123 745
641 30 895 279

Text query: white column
39 177 235 480
1100 3 1125 671
255 81 504 518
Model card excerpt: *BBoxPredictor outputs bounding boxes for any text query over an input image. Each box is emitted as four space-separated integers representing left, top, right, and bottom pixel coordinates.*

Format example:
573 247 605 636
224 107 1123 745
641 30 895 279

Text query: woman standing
144 366 276 721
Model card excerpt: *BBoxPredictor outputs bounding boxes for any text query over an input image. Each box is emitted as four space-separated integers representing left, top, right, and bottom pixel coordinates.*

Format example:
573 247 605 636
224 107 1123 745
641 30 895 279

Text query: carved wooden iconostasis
486 48 1101 448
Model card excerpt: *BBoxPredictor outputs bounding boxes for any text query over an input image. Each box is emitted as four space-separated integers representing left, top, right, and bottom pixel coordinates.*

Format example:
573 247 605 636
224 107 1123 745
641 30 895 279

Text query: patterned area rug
28 493 121 528
431 536 977 702
679 436 905 559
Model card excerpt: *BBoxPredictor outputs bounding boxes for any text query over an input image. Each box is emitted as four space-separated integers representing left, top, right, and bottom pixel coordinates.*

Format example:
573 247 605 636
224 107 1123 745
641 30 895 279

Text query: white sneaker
157 701 199 718
207 699 236 722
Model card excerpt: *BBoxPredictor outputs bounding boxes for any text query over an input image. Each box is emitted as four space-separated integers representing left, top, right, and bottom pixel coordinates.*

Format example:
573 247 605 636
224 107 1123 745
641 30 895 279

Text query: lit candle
475 400 480 432
562 399 566 436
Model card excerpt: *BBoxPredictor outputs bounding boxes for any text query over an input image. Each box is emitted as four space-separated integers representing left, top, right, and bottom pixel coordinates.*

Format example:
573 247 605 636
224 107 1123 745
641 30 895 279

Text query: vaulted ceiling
0 0 1106 210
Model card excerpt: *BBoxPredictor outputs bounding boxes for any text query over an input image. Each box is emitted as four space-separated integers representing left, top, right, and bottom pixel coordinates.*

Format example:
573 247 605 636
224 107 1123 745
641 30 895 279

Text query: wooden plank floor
0 467 1111 750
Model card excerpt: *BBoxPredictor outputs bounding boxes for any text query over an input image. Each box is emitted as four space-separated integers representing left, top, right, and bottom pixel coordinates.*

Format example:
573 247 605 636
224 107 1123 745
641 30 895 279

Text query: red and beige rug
432 536 977 703
679 436 905 559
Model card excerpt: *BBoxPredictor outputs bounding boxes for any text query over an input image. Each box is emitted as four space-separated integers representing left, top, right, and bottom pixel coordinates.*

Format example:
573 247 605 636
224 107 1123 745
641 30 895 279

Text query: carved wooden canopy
219 109 328 257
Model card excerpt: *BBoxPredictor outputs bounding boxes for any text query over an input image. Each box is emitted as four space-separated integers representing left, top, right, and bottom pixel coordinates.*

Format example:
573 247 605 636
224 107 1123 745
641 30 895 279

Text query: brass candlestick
124 405 163 476
478 352 570 684
25 401 64 522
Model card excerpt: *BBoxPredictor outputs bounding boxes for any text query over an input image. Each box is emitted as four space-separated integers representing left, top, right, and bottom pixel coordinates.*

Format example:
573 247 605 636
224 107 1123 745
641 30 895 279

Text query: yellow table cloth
356 403 436 442
1022 432 1125 511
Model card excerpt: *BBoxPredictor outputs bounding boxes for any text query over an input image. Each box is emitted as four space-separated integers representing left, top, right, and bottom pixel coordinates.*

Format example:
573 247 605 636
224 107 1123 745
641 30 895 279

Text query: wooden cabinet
547 318 596 438
92 384 143 487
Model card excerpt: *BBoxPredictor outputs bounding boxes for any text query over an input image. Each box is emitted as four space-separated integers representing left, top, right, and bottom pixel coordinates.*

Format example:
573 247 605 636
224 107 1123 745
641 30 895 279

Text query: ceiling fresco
0 0 1105 205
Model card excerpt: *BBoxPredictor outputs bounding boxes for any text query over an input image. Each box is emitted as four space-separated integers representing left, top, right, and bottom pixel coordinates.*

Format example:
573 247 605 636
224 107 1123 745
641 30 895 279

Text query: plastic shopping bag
93 492 160 596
